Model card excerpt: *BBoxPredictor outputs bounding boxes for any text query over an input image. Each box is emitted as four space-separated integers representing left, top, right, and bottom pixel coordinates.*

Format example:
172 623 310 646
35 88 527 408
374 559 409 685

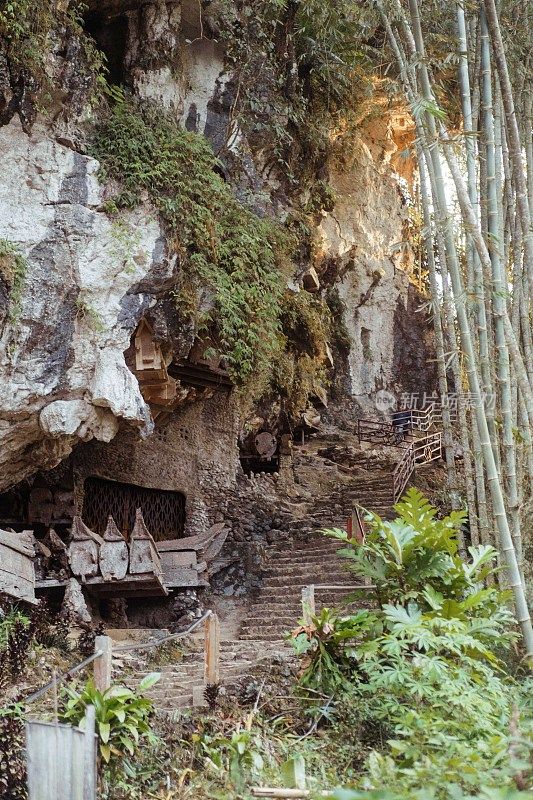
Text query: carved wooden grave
129 509 164 578
156 522 229 587
99 516 129 581
69 517 103 582
0 528 37 603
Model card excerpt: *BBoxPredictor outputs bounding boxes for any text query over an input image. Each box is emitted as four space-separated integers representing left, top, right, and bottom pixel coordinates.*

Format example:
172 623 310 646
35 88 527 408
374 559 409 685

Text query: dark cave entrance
84 11 129 86
239 456 279 477
82 477 186 541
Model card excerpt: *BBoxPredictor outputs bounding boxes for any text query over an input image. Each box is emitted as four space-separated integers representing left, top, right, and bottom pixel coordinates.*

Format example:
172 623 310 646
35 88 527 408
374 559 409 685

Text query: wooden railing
404 405 434 431
357 405 440 446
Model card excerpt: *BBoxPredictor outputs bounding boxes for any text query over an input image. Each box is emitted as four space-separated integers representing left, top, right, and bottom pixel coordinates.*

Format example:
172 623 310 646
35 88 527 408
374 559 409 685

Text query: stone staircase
118 434 419 712
239 532 359 642
118 636 288 713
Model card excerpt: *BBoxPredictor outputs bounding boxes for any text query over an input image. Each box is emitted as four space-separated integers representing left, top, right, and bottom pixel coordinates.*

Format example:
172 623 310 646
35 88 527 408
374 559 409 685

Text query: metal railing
392 431 442 503
356 419 411 446
301 583 377 623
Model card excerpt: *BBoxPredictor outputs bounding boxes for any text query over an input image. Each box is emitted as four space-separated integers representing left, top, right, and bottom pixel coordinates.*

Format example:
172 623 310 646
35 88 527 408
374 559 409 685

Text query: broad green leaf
139 672 161 692
99 721 111 743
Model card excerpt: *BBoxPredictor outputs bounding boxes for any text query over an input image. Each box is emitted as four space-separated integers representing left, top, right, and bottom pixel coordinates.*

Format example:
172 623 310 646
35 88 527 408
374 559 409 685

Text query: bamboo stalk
398 0 533 654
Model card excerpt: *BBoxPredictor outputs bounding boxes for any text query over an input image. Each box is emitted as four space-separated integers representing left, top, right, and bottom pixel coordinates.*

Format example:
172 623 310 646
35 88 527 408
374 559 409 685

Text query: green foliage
324 488 510 621
0 0 106 112
0 702 27 800
211 0 376 184
91 99 291 386
289 489 530 798
0 607 32 684
60 674 160 764
273 291 333 416
0 599 71 683
194 726 265 790
0 239 27 324
75 296 105 333
292 607 380 694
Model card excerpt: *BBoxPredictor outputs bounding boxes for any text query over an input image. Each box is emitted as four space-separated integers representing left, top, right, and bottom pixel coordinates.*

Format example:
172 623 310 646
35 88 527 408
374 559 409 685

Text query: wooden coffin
68 518 103 582
154 522 229 588
129 509 163 580
155 544 200 588
99 516 129 581
0 528 37 604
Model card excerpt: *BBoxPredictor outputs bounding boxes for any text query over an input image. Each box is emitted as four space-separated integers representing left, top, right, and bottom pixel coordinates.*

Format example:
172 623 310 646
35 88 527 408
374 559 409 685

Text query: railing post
301 585 315 625
93 635 112 693
83 704 97 800
204 612 220 687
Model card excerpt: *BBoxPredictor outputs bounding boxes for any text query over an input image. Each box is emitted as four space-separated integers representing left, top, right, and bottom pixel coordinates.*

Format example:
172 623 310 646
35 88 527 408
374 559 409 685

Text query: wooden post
83 705 96 800
204 612 220 686
301 585 315 625
93 636 112 693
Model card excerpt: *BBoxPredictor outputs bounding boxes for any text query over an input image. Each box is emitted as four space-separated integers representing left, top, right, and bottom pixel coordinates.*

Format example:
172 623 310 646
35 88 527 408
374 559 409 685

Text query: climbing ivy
272 291 333 416
0 0 106 116
0 239 27 324
91 99 293 385
208 0 376 185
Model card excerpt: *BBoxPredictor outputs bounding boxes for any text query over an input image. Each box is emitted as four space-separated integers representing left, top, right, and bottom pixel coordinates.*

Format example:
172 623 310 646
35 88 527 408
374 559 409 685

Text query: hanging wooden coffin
129 509 163 579
68 517 103 582
0 528 37 604
99 516 129 581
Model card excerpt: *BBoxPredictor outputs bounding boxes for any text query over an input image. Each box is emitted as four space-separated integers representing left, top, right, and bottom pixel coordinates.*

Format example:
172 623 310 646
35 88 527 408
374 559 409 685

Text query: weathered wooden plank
0 548 35 581
204 613 220 686
0 569 36 603
202 529 229 562
0 528 36 603
155 522 227 553
93 636 112 692
0 528 35 557
99 517 129 581
158 549 197 568
160 567 201 587
26 719 96 800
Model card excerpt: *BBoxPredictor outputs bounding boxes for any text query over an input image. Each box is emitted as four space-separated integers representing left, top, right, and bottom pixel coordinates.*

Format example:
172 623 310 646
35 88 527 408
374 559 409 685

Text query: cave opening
84 11 129 87
239 456 279 477
82 477 186 541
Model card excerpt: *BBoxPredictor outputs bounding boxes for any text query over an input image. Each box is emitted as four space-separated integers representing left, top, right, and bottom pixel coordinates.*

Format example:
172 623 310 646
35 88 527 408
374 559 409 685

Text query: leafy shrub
290 489 530 798
91 99 291 387
291 607 380 694
325 488 512 623
0 608 32 684
0 0 105 114
60 674 160 764
195 726 265 791
210 0 375 182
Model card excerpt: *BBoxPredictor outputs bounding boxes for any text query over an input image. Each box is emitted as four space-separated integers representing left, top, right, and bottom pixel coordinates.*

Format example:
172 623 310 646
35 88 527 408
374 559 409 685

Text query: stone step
259 578 354 591
262 563 349 576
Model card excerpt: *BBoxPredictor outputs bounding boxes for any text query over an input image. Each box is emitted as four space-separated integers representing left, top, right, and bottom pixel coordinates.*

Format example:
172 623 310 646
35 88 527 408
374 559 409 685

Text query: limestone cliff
0 0 435 494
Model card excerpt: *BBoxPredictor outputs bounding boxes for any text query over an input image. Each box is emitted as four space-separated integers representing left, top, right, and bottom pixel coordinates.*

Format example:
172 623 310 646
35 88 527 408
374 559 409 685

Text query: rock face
0 1 435 495
317 117 434 413
0 118 167 490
